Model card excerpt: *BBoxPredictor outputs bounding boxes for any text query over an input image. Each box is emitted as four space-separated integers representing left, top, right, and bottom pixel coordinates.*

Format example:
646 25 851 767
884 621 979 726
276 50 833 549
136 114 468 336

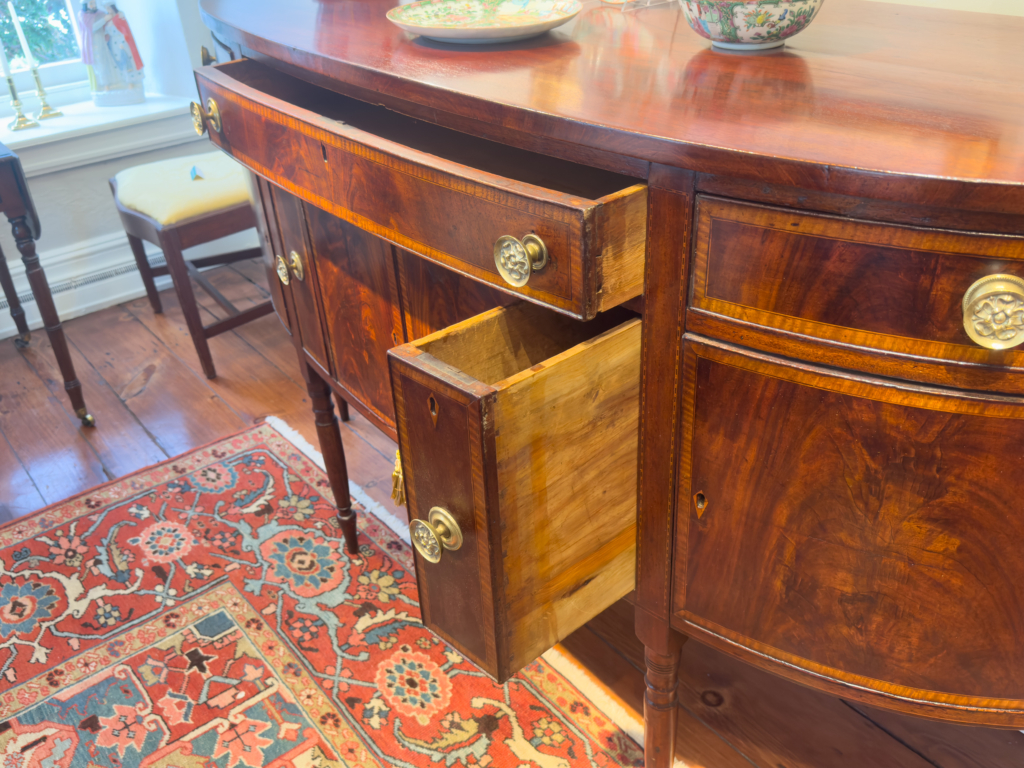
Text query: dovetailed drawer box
688 196 1024 394
388 302 641 681
194 59 648 320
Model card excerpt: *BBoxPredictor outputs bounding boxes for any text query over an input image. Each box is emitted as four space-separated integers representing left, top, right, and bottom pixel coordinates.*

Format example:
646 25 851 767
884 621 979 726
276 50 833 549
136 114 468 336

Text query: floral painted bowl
387 0 582 45
679 0 824 50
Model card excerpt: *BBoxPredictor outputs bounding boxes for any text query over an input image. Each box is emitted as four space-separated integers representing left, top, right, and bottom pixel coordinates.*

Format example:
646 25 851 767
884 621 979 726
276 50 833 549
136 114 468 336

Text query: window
3 1 80 69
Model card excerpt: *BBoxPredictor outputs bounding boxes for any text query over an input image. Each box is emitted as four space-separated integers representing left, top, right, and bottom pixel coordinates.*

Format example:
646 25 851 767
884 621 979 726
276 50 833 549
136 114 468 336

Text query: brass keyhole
694 491 708 518
428 395 439 428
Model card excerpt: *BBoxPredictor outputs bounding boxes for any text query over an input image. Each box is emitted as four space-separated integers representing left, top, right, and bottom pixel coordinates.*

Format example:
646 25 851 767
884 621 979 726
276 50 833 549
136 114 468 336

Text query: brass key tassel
391 450 406 506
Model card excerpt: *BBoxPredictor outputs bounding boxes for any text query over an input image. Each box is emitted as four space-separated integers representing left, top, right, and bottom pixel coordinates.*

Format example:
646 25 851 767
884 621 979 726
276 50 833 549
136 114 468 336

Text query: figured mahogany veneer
689 197 1024 393
389 303 640 681
196 59 647 320
199 0 1024 761
673 336 1024 726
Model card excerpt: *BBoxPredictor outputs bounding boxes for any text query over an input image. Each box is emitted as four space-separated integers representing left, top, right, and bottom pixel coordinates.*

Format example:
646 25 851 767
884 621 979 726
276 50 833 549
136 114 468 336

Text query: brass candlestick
30 67 61 119
5 75 38 131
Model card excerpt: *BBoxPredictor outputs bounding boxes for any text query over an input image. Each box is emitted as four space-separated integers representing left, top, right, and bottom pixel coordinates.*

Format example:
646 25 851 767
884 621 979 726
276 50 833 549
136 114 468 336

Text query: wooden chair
110 151 272 379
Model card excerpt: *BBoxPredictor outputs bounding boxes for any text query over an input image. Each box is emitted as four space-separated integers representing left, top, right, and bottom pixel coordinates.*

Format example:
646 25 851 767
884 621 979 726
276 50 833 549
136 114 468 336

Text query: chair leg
10 215 94 427
160 232 216 379
0 243 30 347
127 233 162 314
304 361 359 555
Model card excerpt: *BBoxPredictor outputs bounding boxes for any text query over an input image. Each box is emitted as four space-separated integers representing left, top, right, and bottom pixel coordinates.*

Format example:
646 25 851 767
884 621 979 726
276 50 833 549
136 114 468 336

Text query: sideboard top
200 0 1024 211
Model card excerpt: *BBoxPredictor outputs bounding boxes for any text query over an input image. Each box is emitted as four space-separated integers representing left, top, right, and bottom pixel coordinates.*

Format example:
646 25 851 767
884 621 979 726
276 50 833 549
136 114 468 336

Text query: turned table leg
10 215 94 427
303 362 359 555
644 646 682 768
0 245 29 347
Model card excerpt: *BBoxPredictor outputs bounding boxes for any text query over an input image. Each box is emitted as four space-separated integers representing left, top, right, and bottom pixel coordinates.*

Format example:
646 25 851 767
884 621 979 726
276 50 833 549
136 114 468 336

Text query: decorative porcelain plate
387 0 583 44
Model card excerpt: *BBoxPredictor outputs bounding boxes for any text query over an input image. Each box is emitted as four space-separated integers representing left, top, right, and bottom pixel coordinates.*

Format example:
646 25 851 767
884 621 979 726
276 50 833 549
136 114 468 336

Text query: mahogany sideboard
197 0 1024 763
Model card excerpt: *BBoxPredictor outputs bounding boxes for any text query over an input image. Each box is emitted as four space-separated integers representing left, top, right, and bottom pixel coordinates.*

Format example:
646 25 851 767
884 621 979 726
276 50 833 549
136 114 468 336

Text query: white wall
0 1 256 341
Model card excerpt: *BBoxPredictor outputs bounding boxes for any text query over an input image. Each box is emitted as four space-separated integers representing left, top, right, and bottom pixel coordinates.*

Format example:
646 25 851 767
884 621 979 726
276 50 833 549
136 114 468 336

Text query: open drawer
193 59 647 320
388 302 640 681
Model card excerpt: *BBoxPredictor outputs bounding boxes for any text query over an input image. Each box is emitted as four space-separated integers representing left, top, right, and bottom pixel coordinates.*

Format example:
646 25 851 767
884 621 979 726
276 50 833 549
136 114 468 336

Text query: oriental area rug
0 423 643 768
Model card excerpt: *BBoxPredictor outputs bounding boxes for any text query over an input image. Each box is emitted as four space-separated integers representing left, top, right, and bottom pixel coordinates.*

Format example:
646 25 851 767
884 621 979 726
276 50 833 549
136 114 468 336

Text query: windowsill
1 94 204 177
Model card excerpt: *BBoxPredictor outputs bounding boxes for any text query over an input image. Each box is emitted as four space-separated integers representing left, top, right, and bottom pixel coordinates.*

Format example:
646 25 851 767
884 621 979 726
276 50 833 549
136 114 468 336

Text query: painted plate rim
386 0 583 39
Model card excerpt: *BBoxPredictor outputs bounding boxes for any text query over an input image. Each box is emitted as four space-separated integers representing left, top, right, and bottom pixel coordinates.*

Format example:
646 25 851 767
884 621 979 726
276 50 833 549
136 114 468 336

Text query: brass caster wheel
80 412 96 428
14 332 29 349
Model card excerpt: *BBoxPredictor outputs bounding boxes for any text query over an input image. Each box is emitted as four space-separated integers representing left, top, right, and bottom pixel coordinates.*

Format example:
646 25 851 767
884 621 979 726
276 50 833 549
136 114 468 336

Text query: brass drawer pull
494 234 548 288
962 274 1024 350
288 250 305 281
275 254 290 286
410 506 462 564
190 97 222 135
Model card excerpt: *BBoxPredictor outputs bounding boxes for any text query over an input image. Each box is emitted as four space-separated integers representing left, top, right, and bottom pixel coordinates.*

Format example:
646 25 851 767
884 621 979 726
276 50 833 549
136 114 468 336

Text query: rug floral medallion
0 424 642 768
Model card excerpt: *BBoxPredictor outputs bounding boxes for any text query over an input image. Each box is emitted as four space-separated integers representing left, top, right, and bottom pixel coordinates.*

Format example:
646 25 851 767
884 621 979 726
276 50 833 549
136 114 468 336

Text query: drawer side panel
494 319 641 673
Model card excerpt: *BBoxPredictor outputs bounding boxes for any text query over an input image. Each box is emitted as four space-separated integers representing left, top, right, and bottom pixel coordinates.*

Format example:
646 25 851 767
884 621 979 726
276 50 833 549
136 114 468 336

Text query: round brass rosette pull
962 273 1024 350
190 97 221 136
493 234 548 288
275 254 290 286
288 250 305 281
409 507 463 564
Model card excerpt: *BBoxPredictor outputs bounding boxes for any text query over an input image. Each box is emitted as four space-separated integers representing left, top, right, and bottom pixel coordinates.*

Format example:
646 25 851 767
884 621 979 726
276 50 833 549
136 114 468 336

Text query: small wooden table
0 143 93 427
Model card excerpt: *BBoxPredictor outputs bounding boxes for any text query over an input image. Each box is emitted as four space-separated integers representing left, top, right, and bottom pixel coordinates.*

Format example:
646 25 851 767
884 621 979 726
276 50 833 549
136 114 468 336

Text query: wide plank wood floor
1 260 1021 767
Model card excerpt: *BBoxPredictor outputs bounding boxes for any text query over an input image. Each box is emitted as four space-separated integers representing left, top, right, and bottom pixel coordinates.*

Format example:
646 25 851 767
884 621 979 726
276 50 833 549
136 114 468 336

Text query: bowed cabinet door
673 337 1024 727
304 204 405 431
268 186 331 377
250 174 294 336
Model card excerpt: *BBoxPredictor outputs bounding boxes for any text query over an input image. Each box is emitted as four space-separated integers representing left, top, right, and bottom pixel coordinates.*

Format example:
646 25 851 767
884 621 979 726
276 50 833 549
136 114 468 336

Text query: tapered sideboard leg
304 363 359 555
644 645 681 768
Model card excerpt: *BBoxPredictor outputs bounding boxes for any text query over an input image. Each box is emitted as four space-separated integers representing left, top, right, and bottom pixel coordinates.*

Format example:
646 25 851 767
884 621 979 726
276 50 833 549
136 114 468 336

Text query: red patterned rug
0 423 642 768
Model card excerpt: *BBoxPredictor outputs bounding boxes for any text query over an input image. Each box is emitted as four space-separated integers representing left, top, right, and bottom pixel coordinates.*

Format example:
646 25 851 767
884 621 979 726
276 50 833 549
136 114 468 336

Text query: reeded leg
305 364 358 554
644 646 681 768
11 216 94 427
0 244 29 347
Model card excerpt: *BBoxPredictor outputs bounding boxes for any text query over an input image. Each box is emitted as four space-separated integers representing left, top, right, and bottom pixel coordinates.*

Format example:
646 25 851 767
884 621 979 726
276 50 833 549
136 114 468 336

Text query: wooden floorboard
0 341 107 504
66 304 246 456
16 330 168 479
0 423 44 523
1 260 1016 768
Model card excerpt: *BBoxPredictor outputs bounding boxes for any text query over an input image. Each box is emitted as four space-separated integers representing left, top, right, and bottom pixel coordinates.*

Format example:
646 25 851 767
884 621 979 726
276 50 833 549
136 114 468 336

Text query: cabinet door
249 175 293 336
673 337 1024 726
305 206 404 428
270 187 331 374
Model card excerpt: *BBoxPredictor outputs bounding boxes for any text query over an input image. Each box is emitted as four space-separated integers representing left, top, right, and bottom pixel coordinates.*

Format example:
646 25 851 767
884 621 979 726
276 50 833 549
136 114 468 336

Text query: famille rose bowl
679 0 825 50
387 0 582 44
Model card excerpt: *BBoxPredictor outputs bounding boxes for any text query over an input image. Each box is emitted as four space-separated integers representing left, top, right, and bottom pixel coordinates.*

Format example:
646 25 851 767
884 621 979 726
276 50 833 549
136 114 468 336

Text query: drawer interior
414 301 631 385
216 59 641 201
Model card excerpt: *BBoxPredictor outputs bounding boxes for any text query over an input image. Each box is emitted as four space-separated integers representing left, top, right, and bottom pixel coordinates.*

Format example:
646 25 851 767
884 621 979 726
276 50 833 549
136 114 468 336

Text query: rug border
0 420 264 535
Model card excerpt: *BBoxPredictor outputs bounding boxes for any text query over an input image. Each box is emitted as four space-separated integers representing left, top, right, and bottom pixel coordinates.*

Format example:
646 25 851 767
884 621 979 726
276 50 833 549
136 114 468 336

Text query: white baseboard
0 227 259 341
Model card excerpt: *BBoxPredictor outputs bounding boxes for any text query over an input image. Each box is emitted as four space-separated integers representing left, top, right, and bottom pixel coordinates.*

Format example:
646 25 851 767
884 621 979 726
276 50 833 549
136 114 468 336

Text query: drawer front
690 196 1024 385
673 337 1024 726
194 61 646 320
389 303 640 681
